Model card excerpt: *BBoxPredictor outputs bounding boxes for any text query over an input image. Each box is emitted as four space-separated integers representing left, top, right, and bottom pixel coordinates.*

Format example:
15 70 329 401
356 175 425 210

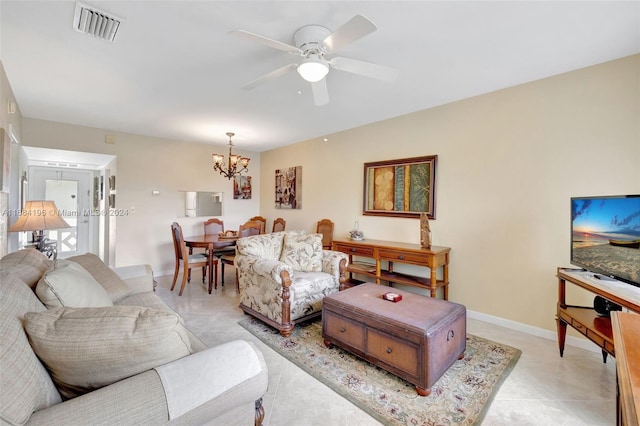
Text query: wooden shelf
333 239 451 299
556 267 640 363
347 262 377 275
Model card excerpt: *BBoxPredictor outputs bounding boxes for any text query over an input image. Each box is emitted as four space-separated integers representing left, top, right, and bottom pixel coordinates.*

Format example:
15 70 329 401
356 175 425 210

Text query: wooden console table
332 239 450 299
556 268 640 363
612 312 640 426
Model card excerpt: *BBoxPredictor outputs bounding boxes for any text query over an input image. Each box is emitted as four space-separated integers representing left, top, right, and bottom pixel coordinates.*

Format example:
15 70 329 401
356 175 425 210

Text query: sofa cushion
0 248 52 289
290 271 340 320
35 260 113 308
0 271 62 425
280 233 323 272
23 306 194 399
236 232 284 260
68 253 133 302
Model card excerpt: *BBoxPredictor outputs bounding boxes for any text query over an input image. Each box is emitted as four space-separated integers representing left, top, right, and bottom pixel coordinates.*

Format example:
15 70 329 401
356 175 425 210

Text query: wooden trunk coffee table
322 283 466 396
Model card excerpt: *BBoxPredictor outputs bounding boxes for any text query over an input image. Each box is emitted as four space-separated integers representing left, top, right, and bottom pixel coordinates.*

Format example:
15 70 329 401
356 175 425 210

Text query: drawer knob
350 248 356 252
447 330 455 341
340 327 346 333
398 255 404 260
386 347 392 354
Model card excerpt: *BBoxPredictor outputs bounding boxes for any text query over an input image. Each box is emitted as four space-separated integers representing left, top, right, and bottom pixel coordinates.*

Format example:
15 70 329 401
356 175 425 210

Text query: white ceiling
1 1 639 152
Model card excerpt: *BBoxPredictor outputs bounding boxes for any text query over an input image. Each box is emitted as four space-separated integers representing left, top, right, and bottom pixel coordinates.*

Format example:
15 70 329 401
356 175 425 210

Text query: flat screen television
570 194 640 287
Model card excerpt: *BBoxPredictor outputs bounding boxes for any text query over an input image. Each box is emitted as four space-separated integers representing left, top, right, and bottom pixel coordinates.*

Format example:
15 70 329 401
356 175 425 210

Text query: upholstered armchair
235 231 348 337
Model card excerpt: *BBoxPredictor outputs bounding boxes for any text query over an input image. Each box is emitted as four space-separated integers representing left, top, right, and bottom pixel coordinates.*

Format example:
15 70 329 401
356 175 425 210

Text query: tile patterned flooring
155 271 617 425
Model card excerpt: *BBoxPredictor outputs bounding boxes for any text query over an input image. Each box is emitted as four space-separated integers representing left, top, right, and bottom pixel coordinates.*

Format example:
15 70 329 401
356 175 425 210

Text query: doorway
29 167 95 258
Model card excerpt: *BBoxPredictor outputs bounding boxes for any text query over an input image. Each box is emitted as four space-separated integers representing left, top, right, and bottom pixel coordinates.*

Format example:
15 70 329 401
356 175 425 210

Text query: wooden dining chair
316 218 334 250
203 218 224 235
249 216 267 234
272 217 286 232
204 217 234 251
220 220 262 292
170 222 212 296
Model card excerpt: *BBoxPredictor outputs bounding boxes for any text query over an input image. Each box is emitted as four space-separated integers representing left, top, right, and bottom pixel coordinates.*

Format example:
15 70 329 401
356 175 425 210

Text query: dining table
183 234 237 294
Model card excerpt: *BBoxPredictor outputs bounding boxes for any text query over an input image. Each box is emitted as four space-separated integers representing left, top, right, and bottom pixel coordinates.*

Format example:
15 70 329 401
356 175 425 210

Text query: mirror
181 191 222 217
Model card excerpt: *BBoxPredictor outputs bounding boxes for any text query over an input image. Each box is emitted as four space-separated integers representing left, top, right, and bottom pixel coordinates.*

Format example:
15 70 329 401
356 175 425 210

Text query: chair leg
179 267 189 296
235 269 239 294
221 262 225 285
202 266 206 283
170 263 179 291
214 262 218 290
188 269 192 283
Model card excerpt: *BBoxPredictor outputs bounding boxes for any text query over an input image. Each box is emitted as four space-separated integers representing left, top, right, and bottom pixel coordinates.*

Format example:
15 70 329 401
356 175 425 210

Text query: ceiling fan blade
311 79 329 106
321 15 377 54
242 63 297 90
230 30 302 55
329 57 399 82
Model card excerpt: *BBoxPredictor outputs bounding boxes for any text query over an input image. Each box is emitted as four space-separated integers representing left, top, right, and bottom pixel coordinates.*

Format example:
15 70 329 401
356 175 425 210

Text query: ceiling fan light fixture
297 55 329 82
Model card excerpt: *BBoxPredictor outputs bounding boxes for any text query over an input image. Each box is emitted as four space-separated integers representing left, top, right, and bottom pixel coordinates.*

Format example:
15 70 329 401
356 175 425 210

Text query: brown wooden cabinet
611 312 640 426
556 268 640 363
322 283 466 396
332 238 450 299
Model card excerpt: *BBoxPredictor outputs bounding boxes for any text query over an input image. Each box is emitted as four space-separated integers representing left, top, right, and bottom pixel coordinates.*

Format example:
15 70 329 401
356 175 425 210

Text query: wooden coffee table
322 283 466 396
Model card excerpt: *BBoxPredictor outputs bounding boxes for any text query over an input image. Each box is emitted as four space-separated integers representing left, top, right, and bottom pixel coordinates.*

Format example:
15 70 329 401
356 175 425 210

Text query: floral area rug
239 317 521 426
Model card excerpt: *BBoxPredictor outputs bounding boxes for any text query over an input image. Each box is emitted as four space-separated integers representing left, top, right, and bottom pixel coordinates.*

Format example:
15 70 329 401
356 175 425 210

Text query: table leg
208 250 214 294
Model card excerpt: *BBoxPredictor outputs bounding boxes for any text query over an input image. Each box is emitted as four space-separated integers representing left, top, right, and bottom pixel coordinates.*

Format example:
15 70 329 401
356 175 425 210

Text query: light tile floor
155 271 617 426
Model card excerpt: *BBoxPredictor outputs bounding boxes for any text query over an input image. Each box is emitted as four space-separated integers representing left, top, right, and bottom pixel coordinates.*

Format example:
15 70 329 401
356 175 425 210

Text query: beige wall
8 55 640 333
21 119 261 273
259 55 640 332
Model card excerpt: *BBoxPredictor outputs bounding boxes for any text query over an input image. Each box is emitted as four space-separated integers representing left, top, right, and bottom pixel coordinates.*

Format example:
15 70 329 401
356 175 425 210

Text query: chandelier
212 132 250 180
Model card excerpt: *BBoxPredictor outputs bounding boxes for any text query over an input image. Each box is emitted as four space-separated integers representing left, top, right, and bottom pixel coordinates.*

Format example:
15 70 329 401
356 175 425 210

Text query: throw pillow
35 260 113 308
23 306 193 399
280 233 323 272
68 253 133 302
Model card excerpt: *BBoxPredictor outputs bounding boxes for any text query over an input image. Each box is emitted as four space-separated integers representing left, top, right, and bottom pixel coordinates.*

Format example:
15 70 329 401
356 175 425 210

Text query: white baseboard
148 274 601 355
467 309 600 354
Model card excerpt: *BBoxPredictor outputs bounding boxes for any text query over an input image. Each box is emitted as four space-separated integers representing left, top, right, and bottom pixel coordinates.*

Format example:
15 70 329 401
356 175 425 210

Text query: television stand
556 268 640 363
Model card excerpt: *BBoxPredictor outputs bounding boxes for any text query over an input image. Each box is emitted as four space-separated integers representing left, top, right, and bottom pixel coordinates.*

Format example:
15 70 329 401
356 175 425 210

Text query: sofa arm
322 250 349 281
111 264 155 294
27 341 268 426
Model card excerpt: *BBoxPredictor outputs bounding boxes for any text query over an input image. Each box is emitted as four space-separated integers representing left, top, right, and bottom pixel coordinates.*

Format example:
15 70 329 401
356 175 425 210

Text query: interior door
29 167 95 257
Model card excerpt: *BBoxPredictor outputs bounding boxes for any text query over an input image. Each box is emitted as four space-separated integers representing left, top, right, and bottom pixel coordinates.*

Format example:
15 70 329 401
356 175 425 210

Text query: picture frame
363 155 437 219
275 166 301 209
233 175 252 199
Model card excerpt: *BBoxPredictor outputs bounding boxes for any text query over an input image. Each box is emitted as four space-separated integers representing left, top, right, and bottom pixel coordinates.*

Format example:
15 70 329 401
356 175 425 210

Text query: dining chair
203 218 224 235
170 222 211 296
220 220 262 292
249 216 267 234
316 218 335 250
203 218 235 279
272 217 286 232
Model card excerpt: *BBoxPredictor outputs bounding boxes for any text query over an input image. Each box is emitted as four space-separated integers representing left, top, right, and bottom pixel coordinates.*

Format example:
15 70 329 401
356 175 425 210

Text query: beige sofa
0 249 268 426
236 231 348 337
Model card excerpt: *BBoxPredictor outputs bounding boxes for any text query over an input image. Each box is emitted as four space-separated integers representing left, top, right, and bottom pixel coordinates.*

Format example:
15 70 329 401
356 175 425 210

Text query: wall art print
275 166 301 209
363 155 437 219
234 175 252 199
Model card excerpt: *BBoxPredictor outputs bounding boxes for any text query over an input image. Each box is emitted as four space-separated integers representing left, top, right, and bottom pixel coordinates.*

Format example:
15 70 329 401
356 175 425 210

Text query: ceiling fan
230 15 398 106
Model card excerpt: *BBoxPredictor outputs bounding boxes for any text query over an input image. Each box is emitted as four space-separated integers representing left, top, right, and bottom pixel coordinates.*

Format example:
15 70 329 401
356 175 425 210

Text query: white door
30 167 95 257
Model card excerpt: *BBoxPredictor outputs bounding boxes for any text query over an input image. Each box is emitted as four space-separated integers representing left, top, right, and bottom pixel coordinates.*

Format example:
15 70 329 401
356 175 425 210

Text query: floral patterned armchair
236 231 348 337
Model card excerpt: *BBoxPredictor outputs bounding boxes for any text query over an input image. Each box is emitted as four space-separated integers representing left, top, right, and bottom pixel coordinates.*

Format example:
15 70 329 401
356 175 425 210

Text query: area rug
239 317 521 426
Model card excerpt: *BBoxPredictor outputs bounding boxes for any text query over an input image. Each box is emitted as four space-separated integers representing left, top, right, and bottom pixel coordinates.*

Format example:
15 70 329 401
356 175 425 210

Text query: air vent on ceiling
73 2 123 42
